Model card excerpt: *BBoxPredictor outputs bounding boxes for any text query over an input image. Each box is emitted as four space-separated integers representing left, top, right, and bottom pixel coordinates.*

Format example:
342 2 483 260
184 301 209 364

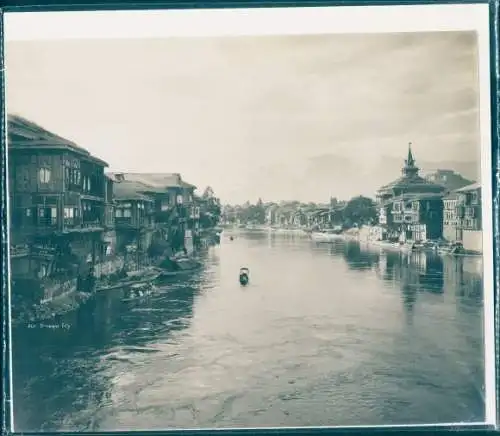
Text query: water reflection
12 231 485 431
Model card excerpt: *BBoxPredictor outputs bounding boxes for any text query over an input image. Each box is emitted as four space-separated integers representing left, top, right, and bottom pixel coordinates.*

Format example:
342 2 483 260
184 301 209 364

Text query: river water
11 230 485 431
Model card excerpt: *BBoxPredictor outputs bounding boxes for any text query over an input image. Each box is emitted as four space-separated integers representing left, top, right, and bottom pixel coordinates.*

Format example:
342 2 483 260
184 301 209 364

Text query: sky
5 31 482 204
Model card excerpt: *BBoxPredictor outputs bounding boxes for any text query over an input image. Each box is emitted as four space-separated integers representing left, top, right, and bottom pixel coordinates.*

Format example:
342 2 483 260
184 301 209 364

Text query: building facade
443 182 482 252
108 172 198 255
376 144 446 242
8 115 109 287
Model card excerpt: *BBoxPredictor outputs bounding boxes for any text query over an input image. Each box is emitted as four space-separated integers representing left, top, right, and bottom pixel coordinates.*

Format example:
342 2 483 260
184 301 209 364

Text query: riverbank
12 289 93 327
309 227 482 257
11 233 218 325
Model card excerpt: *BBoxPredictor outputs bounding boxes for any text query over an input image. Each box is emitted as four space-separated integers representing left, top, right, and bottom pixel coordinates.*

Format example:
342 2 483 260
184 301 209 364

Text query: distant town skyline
6 31 481 203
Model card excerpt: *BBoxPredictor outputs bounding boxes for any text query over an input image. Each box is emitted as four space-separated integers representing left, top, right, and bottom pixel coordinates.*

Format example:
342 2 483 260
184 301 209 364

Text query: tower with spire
402 142 419 178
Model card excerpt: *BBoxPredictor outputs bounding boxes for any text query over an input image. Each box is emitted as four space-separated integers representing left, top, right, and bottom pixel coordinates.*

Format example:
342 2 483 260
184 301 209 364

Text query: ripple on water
12 234 486 431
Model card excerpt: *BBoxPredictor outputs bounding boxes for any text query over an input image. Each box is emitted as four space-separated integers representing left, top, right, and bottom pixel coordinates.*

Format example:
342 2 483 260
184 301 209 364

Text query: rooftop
113 180 155 202
382 192 444 205
107 172 196 191
8 114 108 167
377 143 445 196
455 181 481 192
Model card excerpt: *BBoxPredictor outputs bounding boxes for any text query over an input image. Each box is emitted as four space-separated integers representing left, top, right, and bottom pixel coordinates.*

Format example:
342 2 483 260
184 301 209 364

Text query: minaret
402 142 419 178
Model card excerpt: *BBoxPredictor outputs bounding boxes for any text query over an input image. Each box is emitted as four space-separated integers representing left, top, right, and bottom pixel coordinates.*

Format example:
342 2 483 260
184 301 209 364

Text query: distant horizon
6 31 482 204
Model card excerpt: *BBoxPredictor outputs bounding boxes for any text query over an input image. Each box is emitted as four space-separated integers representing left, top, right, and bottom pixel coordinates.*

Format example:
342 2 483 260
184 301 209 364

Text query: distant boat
310 229 344 243
239 267 250 285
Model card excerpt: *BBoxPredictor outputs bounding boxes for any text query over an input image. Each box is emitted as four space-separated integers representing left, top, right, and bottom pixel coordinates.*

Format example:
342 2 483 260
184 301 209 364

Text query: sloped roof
455 181 481 192
443 191 460 200
386 192 444 203
8 114 108 167
107 172 196 191
378 175 444 194
113 180 154 202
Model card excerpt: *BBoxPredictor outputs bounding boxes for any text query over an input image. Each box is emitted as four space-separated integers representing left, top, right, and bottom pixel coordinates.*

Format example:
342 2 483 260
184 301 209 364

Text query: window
123 208 132 218
39 208 45 217
26 209 31 217
83 176 91 191
176 195 183 205
51 207 57 218
16 165 30 191
161 200 169 211
39 168 51 183
115 209 123 218
412 202 419 211
64 208 74 218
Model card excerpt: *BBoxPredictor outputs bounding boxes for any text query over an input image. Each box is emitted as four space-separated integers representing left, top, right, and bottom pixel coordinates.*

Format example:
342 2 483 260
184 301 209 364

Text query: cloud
6 31 481 203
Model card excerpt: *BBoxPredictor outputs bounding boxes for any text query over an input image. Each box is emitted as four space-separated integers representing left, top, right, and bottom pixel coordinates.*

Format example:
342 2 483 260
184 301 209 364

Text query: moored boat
123 282 156 301
310 229 344 243
437 241 466 256
96 268 161 292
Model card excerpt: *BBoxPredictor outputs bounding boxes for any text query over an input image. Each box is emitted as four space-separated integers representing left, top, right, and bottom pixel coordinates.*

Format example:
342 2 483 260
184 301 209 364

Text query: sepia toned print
4 15 494 432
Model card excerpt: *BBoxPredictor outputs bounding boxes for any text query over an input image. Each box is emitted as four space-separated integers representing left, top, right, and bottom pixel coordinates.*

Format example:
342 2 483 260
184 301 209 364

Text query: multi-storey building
376 144 446 242
8 115 108 282
108 172 198 254
443 182 482 251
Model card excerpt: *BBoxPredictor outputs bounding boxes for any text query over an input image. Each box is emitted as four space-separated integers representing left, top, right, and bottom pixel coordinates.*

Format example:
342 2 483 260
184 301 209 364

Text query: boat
155 255 203 280
239 267 249 285
437 241 466 256
310 229 344 243
123 282 156 301
96 268 161 292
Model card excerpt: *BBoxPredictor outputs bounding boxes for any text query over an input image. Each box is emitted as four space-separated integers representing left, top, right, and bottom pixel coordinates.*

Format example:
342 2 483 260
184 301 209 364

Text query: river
11 229 485 431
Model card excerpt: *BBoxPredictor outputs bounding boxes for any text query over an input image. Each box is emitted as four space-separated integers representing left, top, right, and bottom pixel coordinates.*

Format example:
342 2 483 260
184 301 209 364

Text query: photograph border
1 0 499 434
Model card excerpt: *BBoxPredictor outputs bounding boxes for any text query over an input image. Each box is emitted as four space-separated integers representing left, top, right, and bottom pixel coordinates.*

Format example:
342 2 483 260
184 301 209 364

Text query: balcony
31 244 58 259
10 245 29 258
37 217 58 227
62 217 104 233
115 216 153 229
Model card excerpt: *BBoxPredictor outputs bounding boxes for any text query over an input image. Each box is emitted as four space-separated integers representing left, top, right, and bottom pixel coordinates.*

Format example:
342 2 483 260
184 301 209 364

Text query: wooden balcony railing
10 245 29 257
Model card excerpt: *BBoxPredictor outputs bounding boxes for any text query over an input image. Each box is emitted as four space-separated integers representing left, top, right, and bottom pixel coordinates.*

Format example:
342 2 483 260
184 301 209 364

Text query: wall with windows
10 152 64 194
115 200 154 228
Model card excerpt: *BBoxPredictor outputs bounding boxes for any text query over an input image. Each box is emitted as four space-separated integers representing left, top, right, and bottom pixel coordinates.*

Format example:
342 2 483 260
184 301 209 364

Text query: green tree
343 196 378 227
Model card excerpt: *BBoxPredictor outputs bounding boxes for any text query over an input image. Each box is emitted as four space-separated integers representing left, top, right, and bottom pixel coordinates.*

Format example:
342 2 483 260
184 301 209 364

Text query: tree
202 186 214 199
343 196 378 227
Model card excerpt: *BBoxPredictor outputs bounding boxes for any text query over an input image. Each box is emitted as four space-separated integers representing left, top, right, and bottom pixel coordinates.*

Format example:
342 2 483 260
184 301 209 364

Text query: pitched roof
384 192 444 204
112 180 155 202
455 181 481 192
443 191 460 200
107 172 196 191
378 175 444 193
8 114 108 167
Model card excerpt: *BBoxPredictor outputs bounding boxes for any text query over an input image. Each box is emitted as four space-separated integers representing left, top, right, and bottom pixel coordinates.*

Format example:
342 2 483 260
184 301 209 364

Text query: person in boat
230 236 234 241
239 268 249 285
